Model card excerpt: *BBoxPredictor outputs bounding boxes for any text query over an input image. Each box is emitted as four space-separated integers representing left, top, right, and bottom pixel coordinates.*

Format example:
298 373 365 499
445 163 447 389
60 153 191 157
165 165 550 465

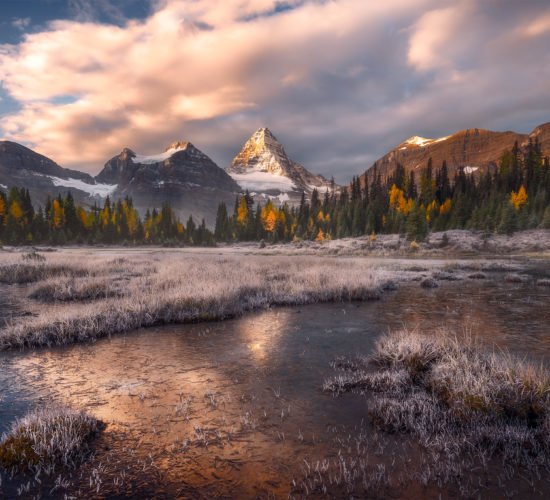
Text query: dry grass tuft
28 278 123 302
0 405 101 474
325 328 550 491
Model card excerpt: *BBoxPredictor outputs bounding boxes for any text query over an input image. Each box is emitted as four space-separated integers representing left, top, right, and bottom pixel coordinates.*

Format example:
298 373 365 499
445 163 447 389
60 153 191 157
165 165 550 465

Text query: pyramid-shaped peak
251 127 278 141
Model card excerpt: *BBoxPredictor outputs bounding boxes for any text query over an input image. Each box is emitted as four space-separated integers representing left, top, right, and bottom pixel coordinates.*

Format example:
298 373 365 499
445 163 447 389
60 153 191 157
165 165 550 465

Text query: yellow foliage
370 231 376 242
177 222 184 234
52 200 64 228
382 215 386 227
9 200 23 220
315 229 326 242
127 210 138 235
237 197 249 223
389 184 401 207
389 184 412 215
510 186 528 211
426 200 438 221
440 198 452 215
317 210 325 222
264 211 276 231
78 208 89 228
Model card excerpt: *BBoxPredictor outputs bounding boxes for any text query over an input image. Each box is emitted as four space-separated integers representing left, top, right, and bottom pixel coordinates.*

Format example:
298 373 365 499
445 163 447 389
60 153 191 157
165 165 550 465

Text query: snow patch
406 136 433 147
229 170 296 192
404 135 449 147
464 166 478 174
0 184 7 190
133 145 186 164
277 193 290 203
48 176 118 197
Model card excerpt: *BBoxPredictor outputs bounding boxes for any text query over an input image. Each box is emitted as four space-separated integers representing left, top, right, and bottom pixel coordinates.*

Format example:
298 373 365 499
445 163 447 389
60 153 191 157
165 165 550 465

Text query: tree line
0 190 214 246
1 139 549 246
215 139 550 242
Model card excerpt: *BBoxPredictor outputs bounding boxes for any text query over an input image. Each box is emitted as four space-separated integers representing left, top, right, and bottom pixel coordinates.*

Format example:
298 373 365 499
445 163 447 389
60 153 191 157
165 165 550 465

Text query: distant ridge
358 122 550 186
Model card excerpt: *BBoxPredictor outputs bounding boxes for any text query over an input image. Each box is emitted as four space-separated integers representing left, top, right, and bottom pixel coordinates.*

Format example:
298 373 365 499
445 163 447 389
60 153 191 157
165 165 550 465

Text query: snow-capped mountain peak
226 127 338 204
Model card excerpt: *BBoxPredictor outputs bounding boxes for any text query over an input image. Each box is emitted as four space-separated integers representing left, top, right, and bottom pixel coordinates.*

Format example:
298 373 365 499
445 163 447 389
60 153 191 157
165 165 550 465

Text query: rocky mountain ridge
1 122 549 226
360 122 550 185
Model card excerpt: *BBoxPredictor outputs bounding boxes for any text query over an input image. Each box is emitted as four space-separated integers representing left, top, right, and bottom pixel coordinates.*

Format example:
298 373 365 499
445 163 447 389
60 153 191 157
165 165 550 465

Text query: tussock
325 328 550 491
0 405 101 474
29 278 123 302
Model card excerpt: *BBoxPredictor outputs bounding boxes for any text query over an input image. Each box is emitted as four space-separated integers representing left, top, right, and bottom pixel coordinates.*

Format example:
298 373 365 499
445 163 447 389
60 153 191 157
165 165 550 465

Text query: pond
1 269 549 498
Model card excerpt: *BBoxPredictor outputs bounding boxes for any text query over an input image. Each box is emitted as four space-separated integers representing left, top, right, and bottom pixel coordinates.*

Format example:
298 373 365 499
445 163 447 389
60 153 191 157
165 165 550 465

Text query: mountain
227 127 337 205
360 122 550 185
96 141 240 226
0 140 116 208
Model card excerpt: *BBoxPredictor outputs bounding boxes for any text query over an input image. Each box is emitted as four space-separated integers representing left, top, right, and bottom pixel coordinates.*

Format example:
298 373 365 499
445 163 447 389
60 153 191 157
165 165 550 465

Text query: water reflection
0 273 549 497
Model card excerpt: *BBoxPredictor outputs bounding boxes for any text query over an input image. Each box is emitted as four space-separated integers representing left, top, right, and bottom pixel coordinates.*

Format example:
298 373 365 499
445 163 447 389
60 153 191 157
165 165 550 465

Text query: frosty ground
0 232 549 498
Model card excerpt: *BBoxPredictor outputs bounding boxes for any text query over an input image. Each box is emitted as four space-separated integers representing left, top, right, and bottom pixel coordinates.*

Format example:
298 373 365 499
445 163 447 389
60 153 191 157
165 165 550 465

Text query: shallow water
1 270 550 497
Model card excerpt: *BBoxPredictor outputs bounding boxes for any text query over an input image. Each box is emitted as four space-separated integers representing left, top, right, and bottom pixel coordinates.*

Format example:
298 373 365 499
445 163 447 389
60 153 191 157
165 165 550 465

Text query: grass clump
0 405 102 474
325 328 550 491
21 251 46 262
0 263 87 284
372 330 550 424
29 278 123 303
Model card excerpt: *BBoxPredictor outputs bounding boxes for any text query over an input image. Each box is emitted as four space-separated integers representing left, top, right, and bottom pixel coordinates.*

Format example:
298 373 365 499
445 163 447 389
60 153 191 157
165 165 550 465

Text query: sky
0 0 549 183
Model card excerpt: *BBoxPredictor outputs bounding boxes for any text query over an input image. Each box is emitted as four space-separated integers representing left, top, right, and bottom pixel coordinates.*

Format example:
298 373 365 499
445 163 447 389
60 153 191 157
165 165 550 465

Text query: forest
1 140 549 246
216 139 550 243
0 190 215 246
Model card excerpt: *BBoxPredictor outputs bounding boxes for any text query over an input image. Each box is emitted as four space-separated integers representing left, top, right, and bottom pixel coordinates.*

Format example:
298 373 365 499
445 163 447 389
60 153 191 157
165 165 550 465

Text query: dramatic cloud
0 0 549 182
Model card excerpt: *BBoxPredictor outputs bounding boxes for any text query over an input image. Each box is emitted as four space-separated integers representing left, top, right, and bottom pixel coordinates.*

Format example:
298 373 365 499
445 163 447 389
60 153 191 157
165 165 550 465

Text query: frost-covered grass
0 250 393 350
324 328 550 490
0 405 101 474
29 278 123 302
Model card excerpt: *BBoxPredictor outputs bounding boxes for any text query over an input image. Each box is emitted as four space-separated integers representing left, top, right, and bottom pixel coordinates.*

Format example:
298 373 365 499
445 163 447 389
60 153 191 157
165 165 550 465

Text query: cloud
12 18 31 31
0 0 549 182
11 17 31 34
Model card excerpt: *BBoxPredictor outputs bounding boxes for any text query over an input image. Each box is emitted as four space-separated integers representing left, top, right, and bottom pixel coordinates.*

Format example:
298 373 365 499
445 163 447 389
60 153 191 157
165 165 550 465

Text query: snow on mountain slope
227 170 296 192
403 135 450 147
132 143 188 164
48 176 117 197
